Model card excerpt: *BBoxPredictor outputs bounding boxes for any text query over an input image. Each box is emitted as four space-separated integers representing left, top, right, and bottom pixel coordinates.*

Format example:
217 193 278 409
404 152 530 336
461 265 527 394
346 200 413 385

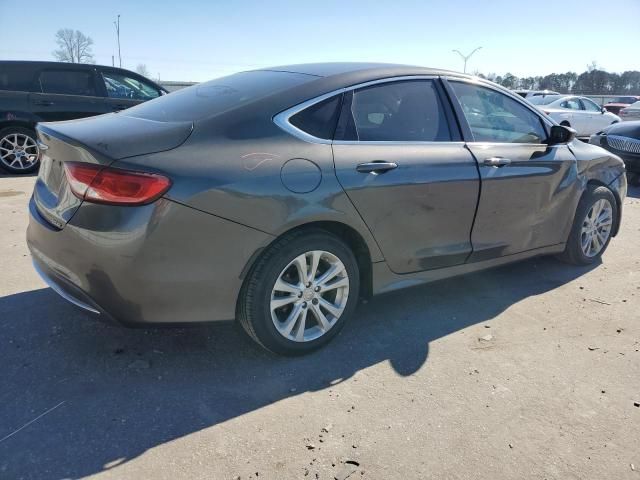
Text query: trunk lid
33 113 192 228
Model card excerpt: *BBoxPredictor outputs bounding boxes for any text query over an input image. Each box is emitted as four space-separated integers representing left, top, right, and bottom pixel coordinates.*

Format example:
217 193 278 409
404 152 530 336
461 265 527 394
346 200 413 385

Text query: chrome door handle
34 100 54 106
483 157 511 167
356 161 398 174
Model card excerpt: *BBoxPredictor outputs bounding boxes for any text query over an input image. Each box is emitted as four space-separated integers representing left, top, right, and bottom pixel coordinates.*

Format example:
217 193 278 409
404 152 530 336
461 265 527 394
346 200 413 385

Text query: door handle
483 157 511 167
33 100 54 106
356 161 398 174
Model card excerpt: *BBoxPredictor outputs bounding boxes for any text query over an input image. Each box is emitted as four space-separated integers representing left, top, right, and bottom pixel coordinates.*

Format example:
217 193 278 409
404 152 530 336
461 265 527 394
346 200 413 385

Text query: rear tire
0 126 40 174
237 230 360 355
560 121 571 128
557 185 617 265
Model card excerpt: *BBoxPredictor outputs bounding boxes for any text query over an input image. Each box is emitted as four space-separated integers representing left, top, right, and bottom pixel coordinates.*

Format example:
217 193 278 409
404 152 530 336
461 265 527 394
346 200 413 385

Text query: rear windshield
123 70 315 122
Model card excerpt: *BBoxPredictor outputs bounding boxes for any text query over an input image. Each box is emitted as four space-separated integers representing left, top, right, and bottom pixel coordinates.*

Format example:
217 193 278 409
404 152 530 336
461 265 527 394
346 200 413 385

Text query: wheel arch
240 220 375 299
0 119 38 133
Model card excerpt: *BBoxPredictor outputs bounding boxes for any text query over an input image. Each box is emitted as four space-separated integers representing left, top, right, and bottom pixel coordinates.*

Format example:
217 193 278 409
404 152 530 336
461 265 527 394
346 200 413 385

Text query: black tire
237 229 360 355
0 126 40 174
560 121 571 128
558 185 617 265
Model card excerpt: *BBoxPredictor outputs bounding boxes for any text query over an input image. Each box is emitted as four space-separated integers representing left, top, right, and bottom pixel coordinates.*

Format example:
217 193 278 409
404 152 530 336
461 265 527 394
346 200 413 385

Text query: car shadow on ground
0 256 598 479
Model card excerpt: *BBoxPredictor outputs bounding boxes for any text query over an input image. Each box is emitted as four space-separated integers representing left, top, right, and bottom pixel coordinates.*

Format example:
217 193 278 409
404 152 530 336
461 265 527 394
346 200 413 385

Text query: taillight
64 162 171 205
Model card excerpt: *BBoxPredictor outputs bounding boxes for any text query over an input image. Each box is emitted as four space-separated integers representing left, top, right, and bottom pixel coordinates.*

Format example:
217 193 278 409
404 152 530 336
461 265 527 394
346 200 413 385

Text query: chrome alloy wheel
270 250 350 342
0 133 39 171
580 198 613 258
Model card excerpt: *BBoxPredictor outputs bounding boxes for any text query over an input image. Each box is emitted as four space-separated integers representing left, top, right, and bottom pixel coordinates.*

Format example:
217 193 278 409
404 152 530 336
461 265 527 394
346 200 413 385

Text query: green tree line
477 67 640 95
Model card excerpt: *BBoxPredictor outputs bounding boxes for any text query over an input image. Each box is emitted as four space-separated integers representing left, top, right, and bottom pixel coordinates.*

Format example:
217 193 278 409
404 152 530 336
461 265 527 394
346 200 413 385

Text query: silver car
530 95 620 137
27 63 627 355
619 101 640 122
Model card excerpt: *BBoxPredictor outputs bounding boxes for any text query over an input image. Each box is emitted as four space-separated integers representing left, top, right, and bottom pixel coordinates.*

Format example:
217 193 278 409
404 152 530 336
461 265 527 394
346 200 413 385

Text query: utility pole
114 15 122 68
452 47 482 74
111 55 115 67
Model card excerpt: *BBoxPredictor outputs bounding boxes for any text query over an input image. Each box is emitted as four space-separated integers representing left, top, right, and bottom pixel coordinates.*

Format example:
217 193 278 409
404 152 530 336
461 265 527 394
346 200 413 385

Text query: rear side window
0 65 35 92
39 70 97 96
560 98 582 110
124 70 315 122
289 94 342 140
339 80 452 142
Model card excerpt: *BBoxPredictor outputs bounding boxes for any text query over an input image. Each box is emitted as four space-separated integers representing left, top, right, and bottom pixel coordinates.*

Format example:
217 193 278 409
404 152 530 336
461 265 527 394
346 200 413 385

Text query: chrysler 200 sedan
27 63 627 355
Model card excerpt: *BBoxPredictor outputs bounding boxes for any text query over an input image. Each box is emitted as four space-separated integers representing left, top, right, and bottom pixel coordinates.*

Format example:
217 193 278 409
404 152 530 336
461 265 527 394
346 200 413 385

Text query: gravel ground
0 174 639 480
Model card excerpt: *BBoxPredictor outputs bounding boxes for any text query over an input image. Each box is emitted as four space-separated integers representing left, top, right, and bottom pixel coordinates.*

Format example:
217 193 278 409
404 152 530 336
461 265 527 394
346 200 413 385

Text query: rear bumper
27 195 274 325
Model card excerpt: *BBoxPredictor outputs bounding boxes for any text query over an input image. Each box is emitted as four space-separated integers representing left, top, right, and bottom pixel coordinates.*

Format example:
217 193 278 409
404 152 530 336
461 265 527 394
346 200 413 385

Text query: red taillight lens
64 162 171 205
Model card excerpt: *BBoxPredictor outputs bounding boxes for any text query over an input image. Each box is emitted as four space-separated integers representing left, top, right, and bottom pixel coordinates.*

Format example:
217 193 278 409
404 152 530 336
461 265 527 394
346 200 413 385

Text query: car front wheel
558 185 617 265
238 230 360 355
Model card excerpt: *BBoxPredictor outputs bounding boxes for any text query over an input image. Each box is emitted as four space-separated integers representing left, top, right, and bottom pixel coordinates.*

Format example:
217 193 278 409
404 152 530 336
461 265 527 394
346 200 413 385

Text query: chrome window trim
273 75 441 145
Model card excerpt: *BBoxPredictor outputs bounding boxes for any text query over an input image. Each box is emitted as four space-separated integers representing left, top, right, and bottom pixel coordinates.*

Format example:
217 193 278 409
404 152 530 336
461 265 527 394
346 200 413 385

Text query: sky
1 0 639 82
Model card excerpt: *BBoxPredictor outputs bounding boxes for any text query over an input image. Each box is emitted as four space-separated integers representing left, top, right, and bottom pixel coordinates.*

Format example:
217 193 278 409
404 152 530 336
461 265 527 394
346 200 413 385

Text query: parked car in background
0 61 167 174
619 101 640 122
603 96 640 115
513 89 560 99
529 95 620 137
27 63 626 355
590 121 640 186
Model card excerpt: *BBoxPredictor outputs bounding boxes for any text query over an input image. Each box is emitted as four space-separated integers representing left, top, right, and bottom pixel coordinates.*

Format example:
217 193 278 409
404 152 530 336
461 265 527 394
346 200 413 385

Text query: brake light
64 162 171 205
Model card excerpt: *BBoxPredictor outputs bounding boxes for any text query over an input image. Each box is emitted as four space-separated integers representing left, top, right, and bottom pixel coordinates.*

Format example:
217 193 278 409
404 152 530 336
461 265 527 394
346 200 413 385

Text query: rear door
332 78 480 273
558 97 587 135
98 68 163 112
30 68 106 121
446 79 578 261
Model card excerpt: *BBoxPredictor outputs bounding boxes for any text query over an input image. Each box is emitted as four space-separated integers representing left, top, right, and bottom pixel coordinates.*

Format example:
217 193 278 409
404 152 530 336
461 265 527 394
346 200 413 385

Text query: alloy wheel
0 133 40 171
580 198 613 257
270 250 350 342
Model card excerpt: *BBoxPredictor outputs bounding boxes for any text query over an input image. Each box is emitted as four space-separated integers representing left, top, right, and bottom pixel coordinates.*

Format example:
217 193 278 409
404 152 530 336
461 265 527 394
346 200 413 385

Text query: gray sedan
27 63 627 355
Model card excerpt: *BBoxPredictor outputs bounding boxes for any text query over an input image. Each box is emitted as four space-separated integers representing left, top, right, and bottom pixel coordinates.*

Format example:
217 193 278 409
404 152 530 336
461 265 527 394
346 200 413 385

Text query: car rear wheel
558 185 617 265
237 230 360 355
0 127 40 174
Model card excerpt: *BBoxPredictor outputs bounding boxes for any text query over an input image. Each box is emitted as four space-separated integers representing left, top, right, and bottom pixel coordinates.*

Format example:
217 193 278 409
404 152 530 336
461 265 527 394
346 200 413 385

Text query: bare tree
135 64 150 77
53 29 95 63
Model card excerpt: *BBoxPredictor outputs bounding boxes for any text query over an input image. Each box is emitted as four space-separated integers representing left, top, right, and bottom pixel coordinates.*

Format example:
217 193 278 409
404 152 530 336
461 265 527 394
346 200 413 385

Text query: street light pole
452 47 482 74
114 15 122 68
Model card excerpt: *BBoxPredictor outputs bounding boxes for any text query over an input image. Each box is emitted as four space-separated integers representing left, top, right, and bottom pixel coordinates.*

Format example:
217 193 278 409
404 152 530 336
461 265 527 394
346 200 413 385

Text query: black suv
0 61 167 174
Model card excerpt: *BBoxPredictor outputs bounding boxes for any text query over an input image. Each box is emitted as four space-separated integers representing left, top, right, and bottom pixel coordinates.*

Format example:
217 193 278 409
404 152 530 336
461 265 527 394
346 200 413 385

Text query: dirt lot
0 173 638 480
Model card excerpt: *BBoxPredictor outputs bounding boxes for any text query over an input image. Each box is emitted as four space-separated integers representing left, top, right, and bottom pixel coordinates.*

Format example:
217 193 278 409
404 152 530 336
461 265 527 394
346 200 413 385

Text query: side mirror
548 125 576 145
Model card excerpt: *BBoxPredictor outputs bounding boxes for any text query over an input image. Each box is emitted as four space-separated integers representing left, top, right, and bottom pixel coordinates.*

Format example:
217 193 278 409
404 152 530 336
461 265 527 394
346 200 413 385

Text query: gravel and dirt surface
1 173 639 480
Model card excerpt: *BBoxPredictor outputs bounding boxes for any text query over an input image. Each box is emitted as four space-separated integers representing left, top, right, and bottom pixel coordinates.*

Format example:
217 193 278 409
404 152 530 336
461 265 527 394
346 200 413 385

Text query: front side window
581 98 601 112
102 71 161 100
450 81 547 144
340 80 452 142
39 70 97 96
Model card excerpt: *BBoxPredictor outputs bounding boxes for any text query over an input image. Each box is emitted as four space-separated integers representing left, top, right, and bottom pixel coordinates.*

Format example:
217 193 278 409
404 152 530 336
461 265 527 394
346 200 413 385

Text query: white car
619 101 640 122
529 95 620 137
514 89 560 99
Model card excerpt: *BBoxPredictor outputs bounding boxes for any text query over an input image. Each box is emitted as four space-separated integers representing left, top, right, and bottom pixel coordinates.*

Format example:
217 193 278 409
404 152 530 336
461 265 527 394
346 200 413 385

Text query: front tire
0 127 40 174
237 230 360 355
558 185 617 265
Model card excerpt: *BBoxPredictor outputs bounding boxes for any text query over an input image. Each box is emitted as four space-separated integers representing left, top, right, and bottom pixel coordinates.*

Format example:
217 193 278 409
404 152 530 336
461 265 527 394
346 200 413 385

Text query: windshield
528 95 563 105
123 70 314 122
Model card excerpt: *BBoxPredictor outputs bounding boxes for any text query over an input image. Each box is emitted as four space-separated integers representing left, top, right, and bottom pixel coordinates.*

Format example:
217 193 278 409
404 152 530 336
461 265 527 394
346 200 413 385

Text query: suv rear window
0 65 35 92
124 71 315 122
39 70 97 96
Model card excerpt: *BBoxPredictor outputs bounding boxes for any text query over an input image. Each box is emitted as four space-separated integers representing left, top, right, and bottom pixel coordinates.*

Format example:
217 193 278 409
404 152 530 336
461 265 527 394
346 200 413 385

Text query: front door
447 79 578 262
98 69 162 113
30 68 105 121
332 79 480 274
